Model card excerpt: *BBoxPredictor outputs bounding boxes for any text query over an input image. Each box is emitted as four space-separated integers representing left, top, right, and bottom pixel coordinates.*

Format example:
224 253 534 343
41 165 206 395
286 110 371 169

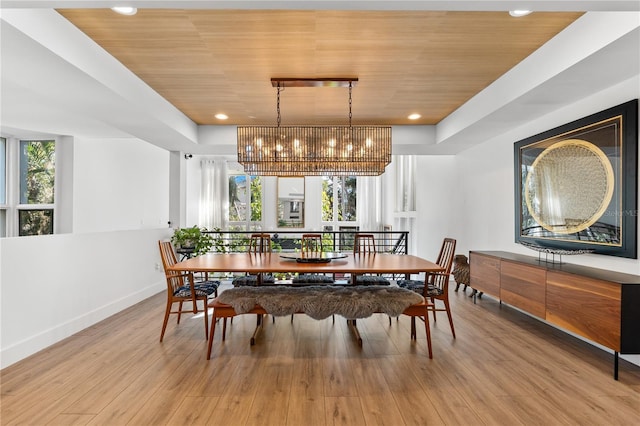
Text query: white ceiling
1 1 639 156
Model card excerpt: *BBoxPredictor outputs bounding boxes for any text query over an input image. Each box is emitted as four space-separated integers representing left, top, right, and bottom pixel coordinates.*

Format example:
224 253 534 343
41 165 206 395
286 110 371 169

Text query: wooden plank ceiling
57 9 582 126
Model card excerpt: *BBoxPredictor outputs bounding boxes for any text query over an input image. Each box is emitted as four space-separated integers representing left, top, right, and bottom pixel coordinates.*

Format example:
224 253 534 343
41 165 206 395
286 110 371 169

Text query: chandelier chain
348 81 353 127
276 82 282 128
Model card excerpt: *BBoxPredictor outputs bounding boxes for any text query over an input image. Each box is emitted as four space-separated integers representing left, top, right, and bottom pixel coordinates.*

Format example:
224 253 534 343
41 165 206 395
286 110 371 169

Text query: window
18 140 55 236
0 138 56 237
322 176 357 223
228 173 262 230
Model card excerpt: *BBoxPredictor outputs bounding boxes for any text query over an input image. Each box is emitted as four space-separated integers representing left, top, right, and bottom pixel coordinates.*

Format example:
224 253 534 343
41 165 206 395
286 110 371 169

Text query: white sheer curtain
356 175 382 231
395 155 416 212
393 155 417 254
199 159 229 230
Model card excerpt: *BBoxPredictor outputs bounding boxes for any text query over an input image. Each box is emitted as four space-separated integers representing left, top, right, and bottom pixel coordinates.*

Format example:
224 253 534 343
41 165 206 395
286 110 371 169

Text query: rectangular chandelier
237 77 392 176
237 125 391 176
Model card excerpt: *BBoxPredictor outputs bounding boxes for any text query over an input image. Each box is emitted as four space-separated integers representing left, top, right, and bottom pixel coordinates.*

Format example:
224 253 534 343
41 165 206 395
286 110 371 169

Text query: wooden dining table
169 252 444 346
169 251 443 278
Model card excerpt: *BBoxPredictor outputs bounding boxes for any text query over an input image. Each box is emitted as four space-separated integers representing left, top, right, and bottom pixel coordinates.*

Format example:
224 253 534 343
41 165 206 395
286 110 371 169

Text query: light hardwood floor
2 284 639 425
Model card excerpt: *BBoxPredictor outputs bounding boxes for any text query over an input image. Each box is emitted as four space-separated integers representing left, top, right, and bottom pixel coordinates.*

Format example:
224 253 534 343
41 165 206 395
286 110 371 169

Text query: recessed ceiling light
408 113 421 120
214 113 228 120
509 10 532 17
111 7 138 16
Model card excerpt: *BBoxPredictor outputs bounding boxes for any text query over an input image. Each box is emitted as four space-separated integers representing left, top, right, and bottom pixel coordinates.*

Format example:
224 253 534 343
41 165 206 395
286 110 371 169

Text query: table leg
347 319 363 347
250 314 264 346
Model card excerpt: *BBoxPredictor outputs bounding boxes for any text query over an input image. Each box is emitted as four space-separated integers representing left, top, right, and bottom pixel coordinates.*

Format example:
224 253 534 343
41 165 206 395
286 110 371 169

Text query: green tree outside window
19 140 55 236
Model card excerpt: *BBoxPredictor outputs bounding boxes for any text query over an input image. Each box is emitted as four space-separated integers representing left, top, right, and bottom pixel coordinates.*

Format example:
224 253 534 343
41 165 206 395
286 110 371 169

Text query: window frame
227 171 263 231
0 136 58 237
321 175 357 229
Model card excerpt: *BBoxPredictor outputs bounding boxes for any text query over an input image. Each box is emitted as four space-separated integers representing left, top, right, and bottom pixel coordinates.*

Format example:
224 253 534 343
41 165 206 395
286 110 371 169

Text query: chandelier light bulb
509 10 532 17
111 7 137 16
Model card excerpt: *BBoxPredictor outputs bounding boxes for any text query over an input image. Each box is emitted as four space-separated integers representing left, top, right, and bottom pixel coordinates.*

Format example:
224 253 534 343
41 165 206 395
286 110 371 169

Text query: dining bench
206 285 433 359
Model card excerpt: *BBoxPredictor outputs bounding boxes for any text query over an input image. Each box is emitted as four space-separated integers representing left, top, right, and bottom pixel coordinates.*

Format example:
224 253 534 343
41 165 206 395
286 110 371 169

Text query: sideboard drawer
501 261 546 318
546 270 621 351
470 252 500 297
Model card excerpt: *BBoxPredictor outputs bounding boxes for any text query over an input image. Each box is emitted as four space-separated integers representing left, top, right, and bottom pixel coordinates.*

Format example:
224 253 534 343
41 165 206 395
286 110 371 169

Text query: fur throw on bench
216 285 424 320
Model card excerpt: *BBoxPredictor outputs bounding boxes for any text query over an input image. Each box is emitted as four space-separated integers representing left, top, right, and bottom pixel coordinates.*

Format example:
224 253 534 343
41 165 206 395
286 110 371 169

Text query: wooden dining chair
397 237 457 337
292 234 335 285
248 233 272 253
300 233 322 251
232 233 276 286
353 233 377 254
158 240 220 342
350 233 390 285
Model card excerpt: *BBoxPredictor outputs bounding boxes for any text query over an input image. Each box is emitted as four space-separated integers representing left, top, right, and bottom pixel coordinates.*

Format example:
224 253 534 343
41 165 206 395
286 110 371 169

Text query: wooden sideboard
469 251 640 380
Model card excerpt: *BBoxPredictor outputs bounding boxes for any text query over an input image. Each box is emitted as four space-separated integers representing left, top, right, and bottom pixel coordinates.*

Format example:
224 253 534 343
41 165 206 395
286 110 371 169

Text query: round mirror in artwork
524 139 614 234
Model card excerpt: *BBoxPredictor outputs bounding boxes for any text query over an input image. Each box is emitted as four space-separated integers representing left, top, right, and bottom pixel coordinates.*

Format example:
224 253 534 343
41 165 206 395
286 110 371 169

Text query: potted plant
171 226 213 257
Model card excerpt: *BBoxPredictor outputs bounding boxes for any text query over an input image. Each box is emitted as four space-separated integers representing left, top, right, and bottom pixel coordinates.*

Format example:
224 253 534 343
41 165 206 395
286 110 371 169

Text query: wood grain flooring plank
350 358 406 425
287 335 326 426
324 396 366 426
127 347 209 425
45 413 95 425
167 396 221 426
85 350 189 425
206 355 265 424
244 361 293 426
377 355 444 425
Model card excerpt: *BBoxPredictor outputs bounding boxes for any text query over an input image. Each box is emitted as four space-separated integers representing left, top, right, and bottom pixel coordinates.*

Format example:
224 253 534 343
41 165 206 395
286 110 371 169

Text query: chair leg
202 298 209 340
443 298 456 338
222 318 227 341
177 300 183 324
422 309 433 359
207 312 217 360
410 316 416 340
160 299 173 342
430 297 437 322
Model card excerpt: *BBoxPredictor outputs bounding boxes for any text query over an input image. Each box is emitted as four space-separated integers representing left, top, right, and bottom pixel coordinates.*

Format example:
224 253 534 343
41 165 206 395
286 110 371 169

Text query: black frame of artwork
514 99 638 259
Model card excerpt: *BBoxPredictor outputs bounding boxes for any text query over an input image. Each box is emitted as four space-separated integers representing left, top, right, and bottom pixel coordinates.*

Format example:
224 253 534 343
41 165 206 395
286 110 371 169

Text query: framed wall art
514 99 638 258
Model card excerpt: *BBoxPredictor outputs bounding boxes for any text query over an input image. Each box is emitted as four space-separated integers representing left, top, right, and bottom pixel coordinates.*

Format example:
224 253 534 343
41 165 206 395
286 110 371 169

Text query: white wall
73 137 170 233
412 155 457 260
0 136 172 368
